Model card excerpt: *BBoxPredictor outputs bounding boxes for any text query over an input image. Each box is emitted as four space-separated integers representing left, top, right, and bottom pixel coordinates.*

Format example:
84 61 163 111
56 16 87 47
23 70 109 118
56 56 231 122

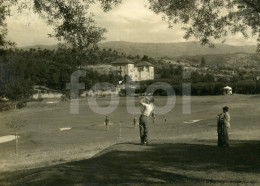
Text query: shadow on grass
1 140 259 185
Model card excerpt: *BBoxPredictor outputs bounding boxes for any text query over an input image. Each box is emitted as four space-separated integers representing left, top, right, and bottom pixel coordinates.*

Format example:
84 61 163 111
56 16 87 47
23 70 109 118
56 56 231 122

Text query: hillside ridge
20 41 257 58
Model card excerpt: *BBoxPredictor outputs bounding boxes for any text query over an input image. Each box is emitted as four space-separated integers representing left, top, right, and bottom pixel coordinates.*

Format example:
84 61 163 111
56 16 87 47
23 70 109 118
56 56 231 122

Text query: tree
0 59 33 101
204 73 215 82
142 55 149 61
7 117 26 154
0 0 15 50
2 0 260 52
200 57 206 67
0 0 122 50
148 0 260 51
191 71 202 83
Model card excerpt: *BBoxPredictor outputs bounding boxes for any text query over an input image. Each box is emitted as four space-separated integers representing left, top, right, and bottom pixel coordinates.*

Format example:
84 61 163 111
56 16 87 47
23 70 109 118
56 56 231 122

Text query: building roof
136 61 153 67
111 58 134 65
224 86 232 90
33 85 58 92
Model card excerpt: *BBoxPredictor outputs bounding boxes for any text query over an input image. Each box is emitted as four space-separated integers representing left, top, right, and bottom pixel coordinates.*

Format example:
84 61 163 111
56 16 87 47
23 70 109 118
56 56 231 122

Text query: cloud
93 0 187 43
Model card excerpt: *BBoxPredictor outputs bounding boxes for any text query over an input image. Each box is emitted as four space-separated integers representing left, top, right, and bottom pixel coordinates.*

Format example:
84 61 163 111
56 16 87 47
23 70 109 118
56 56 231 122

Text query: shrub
16 100 27 109
61 95 68 101
0 101 15 112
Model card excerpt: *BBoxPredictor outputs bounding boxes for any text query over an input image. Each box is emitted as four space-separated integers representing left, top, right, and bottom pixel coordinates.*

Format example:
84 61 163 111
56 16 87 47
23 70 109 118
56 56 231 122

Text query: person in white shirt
139 97 155 145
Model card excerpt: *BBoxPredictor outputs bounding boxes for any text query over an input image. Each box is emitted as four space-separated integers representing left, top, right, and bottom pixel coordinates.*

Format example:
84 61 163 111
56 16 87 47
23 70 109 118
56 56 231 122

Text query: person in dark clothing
217 113 224 147
105 116 110 130
151 112 156 124
222 106 231 147
217 106 231 147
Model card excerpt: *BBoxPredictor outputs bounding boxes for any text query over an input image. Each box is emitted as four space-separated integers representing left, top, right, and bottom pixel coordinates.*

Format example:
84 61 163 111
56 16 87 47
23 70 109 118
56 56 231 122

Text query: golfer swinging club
139 96 155 145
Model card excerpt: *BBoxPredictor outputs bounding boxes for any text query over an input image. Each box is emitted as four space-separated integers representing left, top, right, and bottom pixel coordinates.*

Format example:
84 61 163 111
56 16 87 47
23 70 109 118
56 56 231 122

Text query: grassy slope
0 95 260 185
1 140 259 185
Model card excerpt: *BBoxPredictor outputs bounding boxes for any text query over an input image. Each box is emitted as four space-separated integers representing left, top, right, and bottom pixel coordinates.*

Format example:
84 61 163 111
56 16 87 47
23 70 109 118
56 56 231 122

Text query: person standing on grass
151 112 156 124
217 113 224 147
133 116 138 128
105 116 110 129
139 97 154 145
222 106 231 147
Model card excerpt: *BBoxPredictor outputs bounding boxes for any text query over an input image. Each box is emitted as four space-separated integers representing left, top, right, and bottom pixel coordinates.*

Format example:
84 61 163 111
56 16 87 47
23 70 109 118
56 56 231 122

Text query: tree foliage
1 0 260 102
0 47 125 100
148 0 260 51
0 0 122 50
0 0 16 50
1 0 260 51
200 57 206 67
7 117 26 154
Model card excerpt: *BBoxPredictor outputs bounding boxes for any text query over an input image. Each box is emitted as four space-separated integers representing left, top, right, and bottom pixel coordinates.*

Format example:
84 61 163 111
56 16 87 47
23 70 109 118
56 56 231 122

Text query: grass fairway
0 95 259 185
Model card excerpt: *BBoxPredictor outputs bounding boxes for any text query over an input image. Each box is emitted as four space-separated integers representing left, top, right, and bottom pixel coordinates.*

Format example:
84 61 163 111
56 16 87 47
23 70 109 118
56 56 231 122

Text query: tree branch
242 0 260 13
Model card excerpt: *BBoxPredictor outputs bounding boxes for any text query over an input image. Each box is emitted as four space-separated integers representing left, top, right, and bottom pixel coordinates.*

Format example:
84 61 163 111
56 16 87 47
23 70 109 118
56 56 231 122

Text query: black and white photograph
0 0 260 185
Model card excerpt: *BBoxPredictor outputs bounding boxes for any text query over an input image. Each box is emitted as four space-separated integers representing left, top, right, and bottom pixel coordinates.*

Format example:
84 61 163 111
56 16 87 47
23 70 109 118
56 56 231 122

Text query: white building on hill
223 86 233 95
111 58 154 82
32 86 62 99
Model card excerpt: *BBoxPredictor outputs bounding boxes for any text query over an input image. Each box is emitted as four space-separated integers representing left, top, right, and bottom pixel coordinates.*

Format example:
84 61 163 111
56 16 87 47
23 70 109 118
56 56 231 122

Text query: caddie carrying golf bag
217 114 224 146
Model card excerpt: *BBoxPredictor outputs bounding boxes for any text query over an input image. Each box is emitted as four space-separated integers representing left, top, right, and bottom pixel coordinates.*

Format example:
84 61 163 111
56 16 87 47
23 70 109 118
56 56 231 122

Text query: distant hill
99 41 257 58
20 41 257 58
178 53 260 67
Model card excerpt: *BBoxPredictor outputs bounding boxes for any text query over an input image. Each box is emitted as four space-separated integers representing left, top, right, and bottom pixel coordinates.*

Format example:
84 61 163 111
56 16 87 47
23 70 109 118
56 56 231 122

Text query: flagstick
119 121 122 142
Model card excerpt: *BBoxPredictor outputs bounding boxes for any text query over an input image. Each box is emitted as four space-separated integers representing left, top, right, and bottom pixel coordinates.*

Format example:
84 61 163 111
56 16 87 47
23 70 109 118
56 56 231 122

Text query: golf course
0 95 259 185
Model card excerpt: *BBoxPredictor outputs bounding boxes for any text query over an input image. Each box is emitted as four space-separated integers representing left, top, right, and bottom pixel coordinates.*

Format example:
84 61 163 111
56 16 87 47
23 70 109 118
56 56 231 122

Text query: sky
6 0 257 47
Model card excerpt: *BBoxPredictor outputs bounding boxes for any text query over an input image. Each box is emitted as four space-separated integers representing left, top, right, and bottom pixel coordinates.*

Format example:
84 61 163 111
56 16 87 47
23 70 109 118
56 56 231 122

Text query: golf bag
217 114 224 146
